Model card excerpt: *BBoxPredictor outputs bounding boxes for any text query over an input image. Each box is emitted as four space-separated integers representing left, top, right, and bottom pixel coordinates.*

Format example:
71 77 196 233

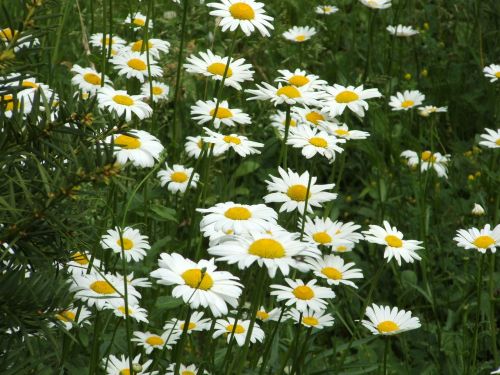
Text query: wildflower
111 51 163 83
89 33 126 52
1 27 40 51
483 64 500 82
287 308 335 329
191 99 251 128
104 354 155 375
389 90 425 111
107 130 164 168
246 81 321 106
124 12 153 30
52 306 92 330
359 0 391 9
283 26 317 43
362 304 421 335
213 317 265 346
185 135 210 159
386 25 419 37
307 255 364 288
276 69 327 91
286 125 345 161
163 311 211 334
66 251 101 275
400 150 450 178
271 279 335 312
70 65 111 95
97 87 152 120
157 164 199 193
454 224 500 254
302 216 362 249
129 38 171 58
165 364 208 375
202 128 264 157
105 299 149 323
256 306 285 322
100 226 151 262
141 81 170 102
321 84 382 117
329 123 370 140
418 105 447 117
132 330 181 354
478 128 500 149
471 203 485 216
292 106 337 131
315 5 339 15
270 110 301 135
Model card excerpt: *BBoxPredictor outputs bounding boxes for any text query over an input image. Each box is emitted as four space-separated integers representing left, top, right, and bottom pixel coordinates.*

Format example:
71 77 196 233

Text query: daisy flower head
292 106 338 132
329 123 370 140
100 226 150 262
97 87 152 120
70 65 111 95
307 255 363 288
202 127 264 157
479 128 500 149
185 135 214 159
129 38 171 58
389 90 425 111
418 105 447 117
124 12 153 30
256 306 285 322
127 273 152 289
276 69 327 91
198 202 277 236
66 251 101 275
321 84 382 118
191 99 251 129
362 304 421 336
246 82 322 107
483 64 500 82
213 317 265 346
359 0 392 9
302 216 359 249
287 125 345 161
207 0 274 37
132 330 180 354
315 5 339 15
158 164 199 194
283 26 317 43
208 229 321 277
287 308 334 329
184 50 254 90
165 364 208 375
108 130 164 168
270 110 301 135
163 311 211 335
150 253 243 317
104 298 149 323
454 224 500 254
111 51 163 83
270 278 335 312
264 167 337 213
89 33 126 52
471 203 486 216
363 221 423 266
141 81 170 102
386 25 419 37
1 27 40 52
400 150 450 178
52 306 92 330
104 354 155 375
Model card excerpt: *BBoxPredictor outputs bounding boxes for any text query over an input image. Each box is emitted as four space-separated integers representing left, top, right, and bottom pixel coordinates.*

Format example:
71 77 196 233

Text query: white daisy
158 164 199 193
141 81 170 102
165 363 208 375
89 33 126 52
292 106 338 132
307 255 364 288
270 110 301 135
246 81 321 106
400 150 450 178
270 278 335 312
124 12 153 30
97 87 152 120
1 27 40 52
264 167 337 213
66 251 102 275
163 311 211 335
104 354 155 375
388 90 425 111
315 5 339 15
127 273 152 289
52 306 92 330
302 216 359 248
283 26 317 43
386 25 419 37
483 64 500 82
479 128 500 149
100 226 150 262
256 306 285 322
70 65 111 95
471 203 486 216
111 51 163 83
104 298 149 323
359 0 391 9
418 105 447 117
202 127 264 157
129 38 170 58
363 221 423 266
454 224 500 254
190 99 251 128
132 330 181 354
185 135 213 159
287 125 345 161
107 130 164 168
287 308 334 329
207 0 274 37
321 84 382 117
150 253 243 317
213 317 265 346
361 304 421 335
276 69 327 91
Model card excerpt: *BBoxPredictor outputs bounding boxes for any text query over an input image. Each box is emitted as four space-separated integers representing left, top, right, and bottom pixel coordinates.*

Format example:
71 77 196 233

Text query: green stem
299 172 313 241
258 307 286 375
279 105 291 168
173 307 193 375
470 255 486 372
489 251 498 363
382 337 389 375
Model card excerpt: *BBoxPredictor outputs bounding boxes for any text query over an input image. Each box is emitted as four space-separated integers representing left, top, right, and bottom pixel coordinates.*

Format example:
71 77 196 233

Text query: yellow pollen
171 171 189 183
295 35 306 42
90 280 116 295
421 151 436 162
293 285 314 300
117 306 134 315
224 206 252 220
226 324 245 334
283 119 297 127
207 62 233 77
335 90 359 103
256 310 270 320
336 245 347 252
312 231 332 244
288 75 310 87
182 372 195 375
248 238 286 259
112 94 134 106
116 238 134 250
473 235 495 249
152 86 164 95
309 137 328 148
131 40 153 52
286 184 310 201
56 310 76 322
305 111 324 125
321 267 343 280
0 28 16 41
180 322 196 330
133 18 145 26
22 81 38 88
385 235 403 248
71 252 89 265
127 58 147 71
209 107 233 119
114 134 141 149
276 85 301 99
495 72 500 78
181 269 214 290
302 316 319 326
83 73 101 85
120 370 131 375
334 129 349 136
377 320 399 333
223 135 241 145
229 2 255 20
401 100 414 108
145 335 164 346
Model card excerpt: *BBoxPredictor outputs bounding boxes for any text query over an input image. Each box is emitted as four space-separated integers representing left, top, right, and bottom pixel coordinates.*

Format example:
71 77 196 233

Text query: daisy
104 298 149 323
491 367 500 374
315 5 339 15
283 26 317 43
321 84 382 117
386 25 419 37
329 123 370 140
52 306 92 330
1 27 40 52
270 278 335 312
185 135 209 159
89 33 126 51
400 150 450 178
246 82 321 106
302 216 359 248
141 81 170 102
287 125 345 161
124 12 153 30
191 99 251 128
479 128 500 149
107 130 164 168
70 65 111 95
483 64 500 82
287 308 334 329
207 0 274 37
361 304 421 335
129 38 171 58
198 202 277 235
66 251 102 275
270 110 301 135
471 203 486 216
100 226 150 262
307 255 364 288
104 354 155 375
418 105 447 117
213 317 265 346
158 164 199 193
208 229 321 277
97 87 152 120
276 70 327 90
165 363 208 375
388 90 425 111
184 50 254 90
264 167 337 213
150 253 243 317
454 224 500 254
127 273 152 289
363 221 423 266
256 306 285 322
202 127 264 157
111 51 163 83
163 311 211 334
132 330 181 354
292 106 338 131
359 0 391 9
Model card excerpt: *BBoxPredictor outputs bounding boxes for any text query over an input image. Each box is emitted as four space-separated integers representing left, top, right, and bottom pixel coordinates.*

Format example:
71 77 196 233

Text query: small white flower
191 99 251 128
132 330 181 354
362 304 421 335
97 87 152 120
270 278 336 312
100 226 151 262
158 164 199 193
454 224 500 254
246 82 322 106
163 311 211 335
70 65 111 95
276 69 327 91
111 51 163 83
315 5 339 15
320 84 382 118
213 317 265 346
141 81 170 102
287 308 335 329
400 150 450 178
202 127 264 157
107 130 164 168
287 125 345 161
128 38 170 58
479 128 500 149
471 203 485 216
418 105 447 117
388 90 425 111
483 63 500 82
124 12 153 30
359 0 391 9
386 25 419 37
307 255 364 288
104 299 149 323
283 26 317 43
256 306 286 322
104 354 154 375
51 306 92 330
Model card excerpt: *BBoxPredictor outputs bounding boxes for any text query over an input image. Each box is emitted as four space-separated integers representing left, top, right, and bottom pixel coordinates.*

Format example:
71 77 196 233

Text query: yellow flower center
312 231 332 244
421 151 436 162
224 206 252 220
229 2 255 20
71 251 89 265
146 335 164 346
248 238 286 259
120 369 131 375
293 285 314 300
112 94 134 106
131 40 153 52
334 129 349 136
256 310 270 320
282 119 297 127
56 310 76 322
385 235 403 248
286 184 310 201
207 62 233 77
114 134 141 149
116 238 134 250
83 73 101 85
495 139 500 145
276 85 301 99
182 372 195 375
495 72 500 78
180 322 197 330
171 171 189 183
309 137 328 148
90 280 116 294
336 245 347 252
473 235 495 249
117 306 134 315
181 269 214 290
22 81 38 88
401 100 414 108
288 75 310 87
302 316 319 326
210 107 233 119
223 135 241 145
226 324 245 334
152 86 164 95
305 111 324 125
127 58 147 71
295 35 306 42
1 28 16 41
335 90 359 103
377 320 399 333
133 18 145 26
321 267 343 280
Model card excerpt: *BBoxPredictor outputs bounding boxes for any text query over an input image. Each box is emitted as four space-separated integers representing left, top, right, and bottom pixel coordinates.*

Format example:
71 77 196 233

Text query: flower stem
489 253 498 363
382 337 389 375
470 255 486 372
173 307 193 375
279 105 291 168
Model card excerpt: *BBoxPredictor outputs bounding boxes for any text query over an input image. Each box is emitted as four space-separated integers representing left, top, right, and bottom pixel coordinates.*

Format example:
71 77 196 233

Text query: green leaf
155 296 183 311
149 204 177 222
